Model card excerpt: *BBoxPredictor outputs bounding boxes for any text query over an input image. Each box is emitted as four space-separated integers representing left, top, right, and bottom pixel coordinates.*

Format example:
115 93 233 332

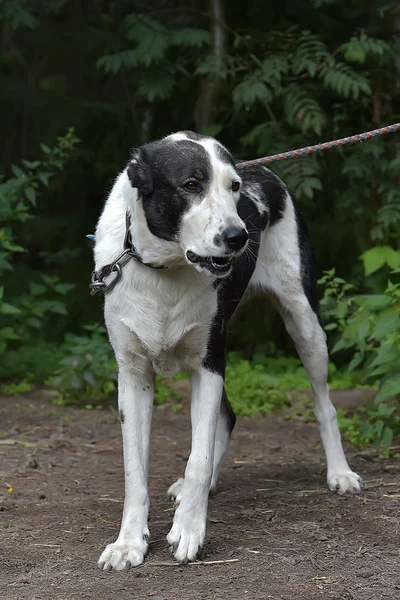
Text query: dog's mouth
186 251 235 276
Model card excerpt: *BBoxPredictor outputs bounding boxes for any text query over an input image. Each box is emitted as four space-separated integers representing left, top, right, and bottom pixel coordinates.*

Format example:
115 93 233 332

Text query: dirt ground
0 390 399 600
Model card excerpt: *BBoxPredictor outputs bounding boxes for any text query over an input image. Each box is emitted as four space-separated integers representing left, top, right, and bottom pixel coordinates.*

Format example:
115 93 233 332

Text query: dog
93 131 362 570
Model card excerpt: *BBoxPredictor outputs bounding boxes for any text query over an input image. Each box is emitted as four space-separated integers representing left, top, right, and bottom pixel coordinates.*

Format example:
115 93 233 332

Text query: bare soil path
0 391 399 600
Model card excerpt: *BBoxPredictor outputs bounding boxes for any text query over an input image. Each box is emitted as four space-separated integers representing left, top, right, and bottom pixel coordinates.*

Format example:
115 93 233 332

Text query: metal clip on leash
89 249 133 296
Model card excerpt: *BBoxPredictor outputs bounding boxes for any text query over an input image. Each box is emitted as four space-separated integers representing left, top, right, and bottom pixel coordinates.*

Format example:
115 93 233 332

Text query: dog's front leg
98 361 154 571
167 367 223 563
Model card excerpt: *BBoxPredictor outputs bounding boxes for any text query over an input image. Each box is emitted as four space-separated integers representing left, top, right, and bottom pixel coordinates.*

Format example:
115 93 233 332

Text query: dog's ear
127 149 153 196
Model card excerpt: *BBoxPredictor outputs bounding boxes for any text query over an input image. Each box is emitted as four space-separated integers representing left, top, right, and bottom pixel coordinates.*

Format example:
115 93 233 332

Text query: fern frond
283 84 326 135
137 64 175 101
170 28 211 48
292 32 331 77
261 54 289 90
319 61 371 99
232 76 272 109
273 156 322 201
241 122 288 155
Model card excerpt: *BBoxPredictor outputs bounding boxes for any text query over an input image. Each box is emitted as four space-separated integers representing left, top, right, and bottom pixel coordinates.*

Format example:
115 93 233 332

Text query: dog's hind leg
167 387 235 501
250 196 362 494
274 293 362 493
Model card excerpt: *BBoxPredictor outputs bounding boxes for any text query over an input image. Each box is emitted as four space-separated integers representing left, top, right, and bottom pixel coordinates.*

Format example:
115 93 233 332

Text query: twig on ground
144 558 239 567
97 497 123 503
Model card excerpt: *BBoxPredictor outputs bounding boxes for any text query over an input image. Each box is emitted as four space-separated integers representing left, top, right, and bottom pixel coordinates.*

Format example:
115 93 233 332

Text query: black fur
202 164 288 376
294 205 320 318
221 388 236 434
128 139 212 241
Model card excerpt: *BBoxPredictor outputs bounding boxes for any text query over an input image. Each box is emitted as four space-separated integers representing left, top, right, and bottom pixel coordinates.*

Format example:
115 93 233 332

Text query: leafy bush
47 324 118 407
319 264 400 451
0 129 79 357
47 324 183 407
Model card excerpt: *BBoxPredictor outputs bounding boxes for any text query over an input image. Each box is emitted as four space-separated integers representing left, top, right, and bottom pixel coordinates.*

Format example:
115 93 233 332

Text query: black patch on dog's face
128 138 212 241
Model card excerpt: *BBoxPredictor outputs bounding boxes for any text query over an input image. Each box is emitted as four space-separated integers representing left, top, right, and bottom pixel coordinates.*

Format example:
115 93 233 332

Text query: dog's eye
183 180 200 193
232 181 240 192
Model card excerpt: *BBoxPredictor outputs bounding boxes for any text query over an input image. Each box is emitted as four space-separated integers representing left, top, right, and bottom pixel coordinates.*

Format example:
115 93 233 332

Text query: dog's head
127 131 248 277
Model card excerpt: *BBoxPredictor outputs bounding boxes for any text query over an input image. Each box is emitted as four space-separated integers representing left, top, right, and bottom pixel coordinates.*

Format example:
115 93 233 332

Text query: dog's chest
115 270 218 377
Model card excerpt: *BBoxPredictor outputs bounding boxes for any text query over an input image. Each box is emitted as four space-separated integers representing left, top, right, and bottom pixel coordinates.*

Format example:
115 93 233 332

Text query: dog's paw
98 536 148 571
327 471 363 494
167 478 184 502
167 512 206 563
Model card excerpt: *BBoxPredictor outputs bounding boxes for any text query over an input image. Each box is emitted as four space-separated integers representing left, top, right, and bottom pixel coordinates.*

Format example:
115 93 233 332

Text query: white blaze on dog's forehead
167 132 189 142
197 138 240 187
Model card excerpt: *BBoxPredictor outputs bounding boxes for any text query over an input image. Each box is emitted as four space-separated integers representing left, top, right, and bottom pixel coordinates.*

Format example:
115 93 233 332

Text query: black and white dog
93 131 362 570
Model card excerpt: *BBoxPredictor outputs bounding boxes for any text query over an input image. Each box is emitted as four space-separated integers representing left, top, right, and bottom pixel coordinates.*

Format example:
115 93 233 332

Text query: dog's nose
222 227 248 251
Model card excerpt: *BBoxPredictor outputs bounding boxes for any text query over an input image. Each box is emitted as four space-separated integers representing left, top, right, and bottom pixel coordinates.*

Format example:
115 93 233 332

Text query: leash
89 122 400 295
236 122 400 169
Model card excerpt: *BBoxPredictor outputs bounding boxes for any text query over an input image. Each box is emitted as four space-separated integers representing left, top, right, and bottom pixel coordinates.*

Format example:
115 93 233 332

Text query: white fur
179 138 246 268
95 132 361 571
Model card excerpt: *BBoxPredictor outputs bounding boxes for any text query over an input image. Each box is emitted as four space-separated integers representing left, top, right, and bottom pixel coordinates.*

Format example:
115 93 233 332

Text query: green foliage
46 324 184 407
361 247 400 276
47 324 118 405
0 130 79 355
1 379 35 396
96 13 210 101
319 265 400 451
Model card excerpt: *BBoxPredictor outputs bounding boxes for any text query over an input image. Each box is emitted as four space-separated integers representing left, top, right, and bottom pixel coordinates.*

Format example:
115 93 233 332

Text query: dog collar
89 212 167 296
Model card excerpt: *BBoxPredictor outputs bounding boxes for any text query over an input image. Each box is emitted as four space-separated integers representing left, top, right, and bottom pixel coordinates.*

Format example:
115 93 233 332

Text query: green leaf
0 303 22 315
233 78 272 109
344 41 367 64
348 352 363 371
55 283 75 296
49 302 68 315
26 317 42 328
377 403 396 418
0 327 19 340
370 312 400 341
25 187 36 206
352 294 391 309
361 246 400 276
170 28 211 48
29 282 46 296
382 427 393 449
320 61 371 99
137 67 175 101
40 144 51 154
375 375 400 403
37 172 53 187
22 160 41 169
375 419 385 438
11 165 25 179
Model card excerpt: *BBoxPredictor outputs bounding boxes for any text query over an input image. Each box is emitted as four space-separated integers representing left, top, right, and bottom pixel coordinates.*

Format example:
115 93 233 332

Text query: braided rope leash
236 122 400 169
